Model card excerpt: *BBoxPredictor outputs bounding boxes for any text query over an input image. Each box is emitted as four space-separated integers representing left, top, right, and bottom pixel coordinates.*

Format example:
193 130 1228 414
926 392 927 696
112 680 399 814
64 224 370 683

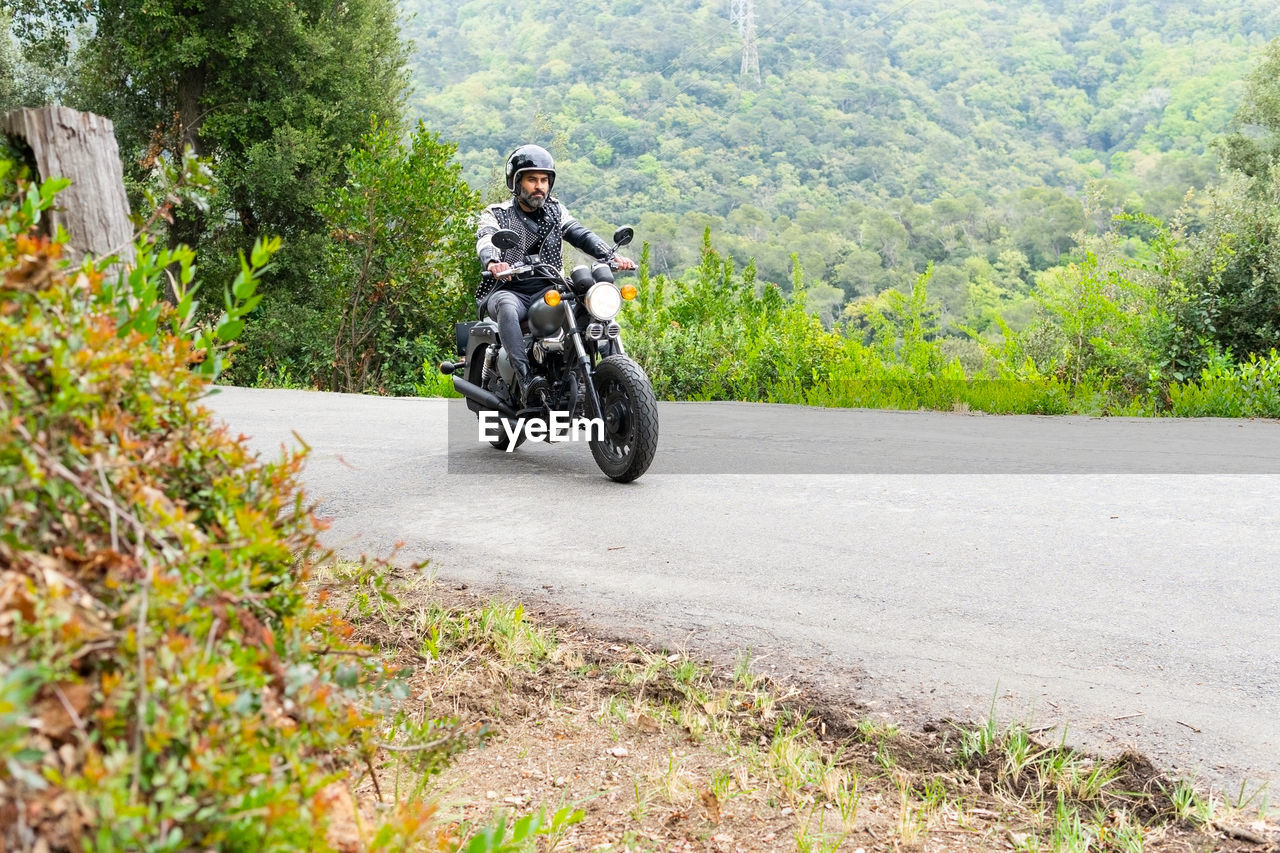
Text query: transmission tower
729 0 761 84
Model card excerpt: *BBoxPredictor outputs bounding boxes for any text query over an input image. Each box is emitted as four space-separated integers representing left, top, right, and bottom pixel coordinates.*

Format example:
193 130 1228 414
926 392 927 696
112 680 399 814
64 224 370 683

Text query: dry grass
315 563 1277 851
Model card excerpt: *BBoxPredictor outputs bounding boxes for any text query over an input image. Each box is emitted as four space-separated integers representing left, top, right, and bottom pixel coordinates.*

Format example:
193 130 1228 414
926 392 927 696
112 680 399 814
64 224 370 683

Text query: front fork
563 300 604 421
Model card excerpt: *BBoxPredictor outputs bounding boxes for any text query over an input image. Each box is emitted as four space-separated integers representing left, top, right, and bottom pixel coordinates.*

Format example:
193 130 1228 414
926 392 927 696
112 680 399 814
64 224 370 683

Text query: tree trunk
176 62 207 158
1 105 134 265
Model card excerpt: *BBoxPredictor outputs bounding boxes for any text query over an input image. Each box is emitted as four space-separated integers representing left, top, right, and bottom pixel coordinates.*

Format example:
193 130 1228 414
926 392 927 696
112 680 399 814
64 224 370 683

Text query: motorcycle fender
464 321 499 363
461 321 500 413
455 320 480 356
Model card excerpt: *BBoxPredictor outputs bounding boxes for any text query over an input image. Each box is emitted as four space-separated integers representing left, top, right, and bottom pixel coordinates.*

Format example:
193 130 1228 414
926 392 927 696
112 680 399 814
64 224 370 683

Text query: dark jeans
485 288 550 377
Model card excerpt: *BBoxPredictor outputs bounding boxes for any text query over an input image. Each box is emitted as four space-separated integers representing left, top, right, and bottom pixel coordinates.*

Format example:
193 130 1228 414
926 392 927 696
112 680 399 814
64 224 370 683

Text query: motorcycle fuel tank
527 297 562 336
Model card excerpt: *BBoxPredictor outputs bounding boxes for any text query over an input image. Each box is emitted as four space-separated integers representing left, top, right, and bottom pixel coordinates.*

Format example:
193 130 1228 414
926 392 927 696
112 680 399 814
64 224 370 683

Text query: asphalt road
206 386 1280 791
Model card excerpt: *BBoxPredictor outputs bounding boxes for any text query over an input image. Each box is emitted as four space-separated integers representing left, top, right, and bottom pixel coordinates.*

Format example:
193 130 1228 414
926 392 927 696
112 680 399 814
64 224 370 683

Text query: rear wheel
488 414 526 451
589 355 659 482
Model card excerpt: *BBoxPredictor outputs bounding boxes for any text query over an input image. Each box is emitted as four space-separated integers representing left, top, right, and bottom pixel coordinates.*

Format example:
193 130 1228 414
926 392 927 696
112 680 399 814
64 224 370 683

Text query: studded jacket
475 197 611 304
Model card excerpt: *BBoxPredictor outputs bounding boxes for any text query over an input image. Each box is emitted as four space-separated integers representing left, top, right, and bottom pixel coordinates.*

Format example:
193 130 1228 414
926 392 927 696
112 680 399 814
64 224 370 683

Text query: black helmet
505 144 556 192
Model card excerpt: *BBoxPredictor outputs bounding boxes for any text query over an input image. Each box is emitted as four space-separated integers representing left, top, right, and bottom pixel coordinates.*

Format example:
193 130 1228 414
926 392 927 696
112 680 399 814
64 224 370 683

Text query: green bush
626 239 1077 414
1165 349 1280 418
0 167 445 849
1026 245 1166 397
316 119 479 395
625 234 839 402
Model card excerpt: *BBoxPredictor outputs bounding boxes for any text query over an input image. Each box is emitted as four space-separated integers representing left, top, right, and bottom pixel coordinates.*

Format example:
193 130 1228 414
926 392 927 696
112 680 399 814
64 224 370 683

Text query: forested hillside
402 0 1280 328
5 0 1279 411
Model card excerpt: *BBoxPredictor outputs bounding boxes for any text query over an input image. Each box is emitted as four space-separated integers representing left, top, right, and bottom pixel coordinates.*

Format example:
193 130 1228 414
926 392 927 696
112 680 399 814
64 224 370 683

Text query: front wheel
589 355 659 482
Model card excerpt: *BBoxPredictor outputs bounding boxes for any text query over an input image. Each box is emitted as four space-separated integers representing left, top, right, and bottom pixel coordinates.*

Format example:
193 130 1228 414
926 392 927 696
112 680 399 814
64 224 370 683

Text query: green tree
1005 187 1086 268
0 14 21 112
1 9 77 112
1163 38 1280 370
11 0 406 227
315 119 480 394
8 0 409 359
1216 39 1280 180
1026 246 1164 396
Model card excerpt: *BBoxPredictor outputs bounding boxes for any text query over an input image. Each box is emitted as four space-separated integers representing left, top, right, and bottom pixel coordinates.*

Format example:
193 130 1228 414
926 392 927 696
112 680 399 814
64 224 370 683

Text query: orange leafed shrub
0 165 437 850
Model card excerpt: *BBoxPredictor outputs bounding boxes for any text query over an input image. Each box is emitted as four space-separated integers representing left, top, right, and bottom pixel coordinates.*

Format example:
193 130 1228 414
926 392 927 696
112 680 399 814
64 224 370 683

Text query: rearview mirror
612 226 634 248
491 228 520 251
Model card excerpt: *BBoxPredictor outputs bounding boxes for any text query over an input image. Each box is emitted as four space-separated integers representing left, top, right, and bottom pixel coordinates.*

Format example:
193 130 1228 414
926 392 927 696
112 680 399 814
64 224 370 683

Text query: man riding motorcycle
475 144 636 407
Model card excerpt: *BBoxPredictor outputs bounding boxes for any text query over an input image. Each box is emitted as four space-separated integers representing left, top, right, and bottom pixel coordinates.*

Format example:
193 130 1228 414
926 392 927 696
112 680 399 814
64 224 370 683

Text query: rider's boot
515 368 548 409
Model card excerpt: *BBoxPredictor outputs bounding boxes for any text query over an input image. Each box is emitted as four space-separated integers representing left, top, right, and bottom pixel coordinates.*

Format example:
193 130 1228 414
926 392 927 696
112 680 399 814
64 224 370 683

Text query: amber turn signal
620 284 638 301
543 290 562 306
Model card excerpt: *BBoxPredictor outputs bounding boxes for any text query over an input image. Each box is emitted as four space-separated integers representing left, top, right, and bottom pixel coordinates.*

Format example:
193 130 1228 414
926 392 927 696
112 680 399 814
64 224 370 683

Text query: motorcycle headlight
584 282 622 321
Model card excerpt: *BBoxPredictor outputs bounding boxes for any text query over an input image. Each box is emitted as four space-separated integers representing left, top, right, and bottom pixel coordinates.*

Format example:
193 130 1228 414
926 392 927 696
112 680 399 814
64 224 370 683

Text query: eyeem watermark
478 410 605 451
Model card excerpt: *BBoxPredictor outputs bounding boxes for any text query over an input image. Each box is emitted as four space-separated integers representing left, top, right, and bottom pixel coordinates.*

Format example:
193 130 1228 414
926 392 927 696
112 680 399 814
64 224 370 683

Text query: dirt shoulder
324 565 1277 852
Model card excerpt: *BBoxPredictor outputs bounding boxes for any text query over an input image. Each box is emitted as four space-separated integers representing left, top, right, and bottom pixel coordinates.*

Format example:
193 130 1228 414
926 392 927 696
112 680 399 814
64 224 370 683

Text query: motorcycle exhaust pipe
452 376 521 420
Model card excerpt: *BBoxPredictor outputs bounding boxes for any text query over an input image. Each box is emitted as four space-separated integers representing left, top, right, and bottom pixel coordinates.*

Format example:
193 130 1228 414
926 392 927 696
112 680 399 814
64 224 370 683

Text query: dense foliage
5 1 1278 411
624 228 1280 417
396 0 1280 415
3 0 435 390
8 0 406 236
1161 37 1280 375
403 0 1280 332
0 168 449 849
236 120 480 393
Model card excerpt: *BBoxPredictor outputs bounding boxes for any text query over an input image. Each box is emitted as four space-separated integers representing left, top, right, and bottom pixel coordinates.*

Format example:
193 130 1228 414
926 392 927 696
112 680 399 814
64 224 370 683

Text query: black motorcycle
440 227 659 482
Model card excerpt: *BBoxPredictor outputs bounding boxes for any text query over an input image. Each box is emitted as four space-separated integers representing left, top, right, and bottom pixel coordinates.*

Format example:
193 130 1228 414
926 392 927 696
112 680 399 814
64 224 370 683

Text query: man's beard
517 186 546 211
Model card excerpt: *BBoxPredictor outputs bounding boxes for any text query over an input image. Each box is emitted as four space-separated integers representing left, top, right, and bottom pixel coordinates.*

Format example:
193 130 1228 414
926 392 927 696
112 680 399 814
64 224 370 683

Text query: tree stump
2 105 134 264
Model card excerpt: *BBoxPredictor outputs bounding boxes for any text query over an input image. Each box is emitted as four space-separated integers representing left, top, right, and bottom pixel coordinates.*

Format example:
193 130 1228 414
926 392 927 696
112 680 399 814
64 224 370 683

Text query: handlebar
493 265 532 280
482 262 553 281
482 258 634 283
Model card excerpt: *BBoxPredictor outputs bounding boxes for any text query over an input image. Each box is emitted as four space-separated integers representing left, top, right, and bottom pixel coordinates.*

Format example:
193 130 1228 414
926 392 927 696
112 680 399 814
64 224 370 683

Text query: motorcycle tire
589 355 659 482
488 413 527 452
469 344 526 452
